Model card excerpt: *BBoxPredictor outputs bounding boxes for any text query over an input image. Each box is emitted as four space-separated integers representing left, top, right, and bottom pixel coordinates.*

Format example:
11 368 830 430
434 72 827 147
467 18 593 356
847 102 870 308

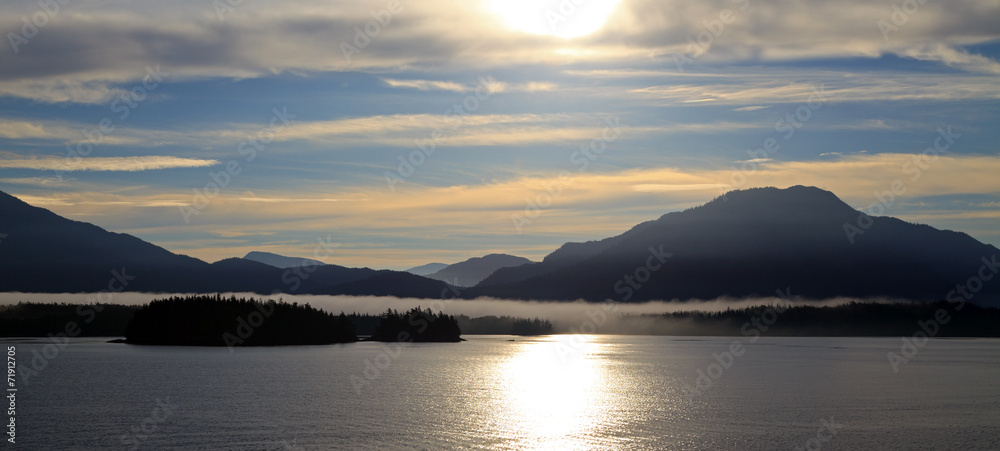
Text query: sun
489 0 622 39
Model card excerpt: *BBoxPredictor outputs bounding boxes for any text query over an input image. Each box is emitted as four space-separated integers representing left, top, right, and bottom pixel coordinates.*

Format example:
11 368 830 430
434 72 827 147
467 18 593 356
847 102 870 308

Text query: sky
1 0 998 269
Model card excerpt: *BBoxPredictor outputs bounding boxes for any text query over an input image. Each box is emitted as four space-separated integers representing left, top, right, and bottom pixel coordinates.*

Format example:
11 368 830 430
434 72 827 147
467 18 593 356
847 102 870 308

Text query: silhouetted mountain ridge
425 253 533 287
472 186 1000 305
0 190 451 297
3 187 997 305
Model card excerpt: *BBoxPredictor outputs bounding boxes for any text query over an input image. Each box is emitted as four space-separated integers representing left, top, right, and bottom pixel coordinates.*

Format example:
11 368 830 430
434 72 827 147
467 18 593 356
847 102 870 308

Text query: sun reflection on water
498 335 610 450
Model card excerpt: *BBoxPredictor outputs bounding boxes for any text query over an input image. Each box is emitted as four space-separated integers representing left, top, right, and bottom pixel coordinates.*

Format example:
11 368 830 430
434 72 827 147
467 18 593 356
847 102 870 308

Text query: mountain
0 190 451 296
405 262 449 276
4 186 998 305
0 189 213 293
425 254 534 287
243 251 325 268
470 186 1000 305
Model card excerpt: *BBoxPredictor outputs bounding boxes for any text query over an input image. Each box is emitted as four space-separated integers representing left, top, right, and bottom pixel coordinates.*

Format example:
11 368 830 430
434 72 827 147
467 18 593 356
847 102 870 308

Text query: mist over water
0 292 906 334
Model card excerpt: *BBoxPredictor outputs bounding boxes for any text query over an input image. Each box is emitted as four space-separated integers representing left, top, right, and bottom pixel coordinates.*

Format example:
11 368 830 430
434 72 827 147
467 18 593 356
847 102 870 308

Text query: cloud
562 69 739 78
11 194 191 208
0 118 174 146
253 113 595 146
0 156 220 171
826 119 909 131
252 115 763 147
1 0 997 105
381 77 557 93
632 183 726 193
0 79 125 105
518 82 558 92
212 230 276 238
0 119 79 141
380 78 470 92
631 75 1000 105
0 177 71 187
235 197 354 203
0 112 763 151
900 43 1000 75
565 67 1000 105
212 113 633 148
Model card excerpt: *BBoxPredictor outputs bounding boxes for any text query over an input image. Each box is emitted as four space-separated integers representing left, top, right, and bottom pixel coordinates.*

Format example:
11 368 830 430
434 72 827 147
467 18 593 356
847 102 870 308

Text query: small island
5 299 1000 341
370 307 462 342
124 295 357 346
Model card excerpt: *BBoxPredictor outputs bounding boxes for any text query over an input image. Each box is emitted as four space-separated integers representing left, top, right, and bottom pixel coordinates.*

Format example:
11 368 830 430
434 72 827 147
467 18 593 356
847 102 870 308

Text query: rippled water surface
10 336 1000 450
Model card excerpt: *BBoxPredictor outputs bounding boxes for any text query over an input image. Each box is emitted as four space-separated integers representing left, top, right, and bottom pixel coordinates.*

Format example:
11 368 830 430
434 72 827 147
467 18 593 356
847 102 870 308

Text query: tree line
4 298 999 341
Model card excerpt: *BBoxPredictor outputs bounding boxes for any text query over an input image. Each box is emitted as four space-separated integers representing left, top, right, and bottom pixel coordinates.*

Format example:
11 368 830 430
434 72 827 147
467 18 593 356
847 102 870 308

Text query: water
8 336 1000 450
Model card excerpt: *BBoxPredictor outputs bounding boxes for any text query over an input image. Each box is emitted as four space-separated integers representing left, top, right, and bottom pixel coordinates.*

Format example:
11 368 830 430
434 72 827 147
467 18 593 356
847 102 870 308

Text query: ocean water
7 335 1000 450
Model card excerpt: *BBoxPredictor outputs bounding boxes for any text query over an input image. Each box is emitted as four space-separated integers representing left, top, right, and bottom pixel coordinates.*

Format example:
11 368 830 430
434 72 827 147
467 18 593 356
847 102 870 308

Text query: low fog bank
0 292 912 334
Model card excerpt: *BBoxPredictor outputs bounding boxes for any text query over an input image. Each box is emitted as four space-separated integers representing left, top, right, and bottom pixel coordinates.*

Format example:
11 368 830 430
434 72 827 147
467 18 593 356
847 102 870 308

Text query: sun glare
499 336 609 448
489 0 622 39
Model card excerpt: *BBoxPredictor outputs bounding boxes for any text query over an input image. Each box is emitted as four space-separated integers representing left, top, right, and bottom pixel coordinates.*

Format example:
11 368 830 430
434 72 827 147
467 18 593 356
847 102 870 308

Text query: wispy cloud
0 156 220 171
0 113 763 150
632 76 1000 105
826 119 909 131
235 197 355 203
901 44 1000 75
0 80 126 105
380 78 470 93
380 78 557 94
12 194 191 208
0 118 168 145
0 177 71 187
632 183 725 193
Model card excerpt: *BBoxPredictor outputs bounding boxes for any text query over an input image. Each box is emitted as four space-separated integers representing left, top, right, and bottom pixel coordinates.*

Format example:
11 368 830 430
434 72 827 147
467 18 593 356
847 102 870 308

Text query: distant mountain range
422 254 534 287
1 186 998 305
243 251 325 268
245 251 534 290
405 262 448 276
